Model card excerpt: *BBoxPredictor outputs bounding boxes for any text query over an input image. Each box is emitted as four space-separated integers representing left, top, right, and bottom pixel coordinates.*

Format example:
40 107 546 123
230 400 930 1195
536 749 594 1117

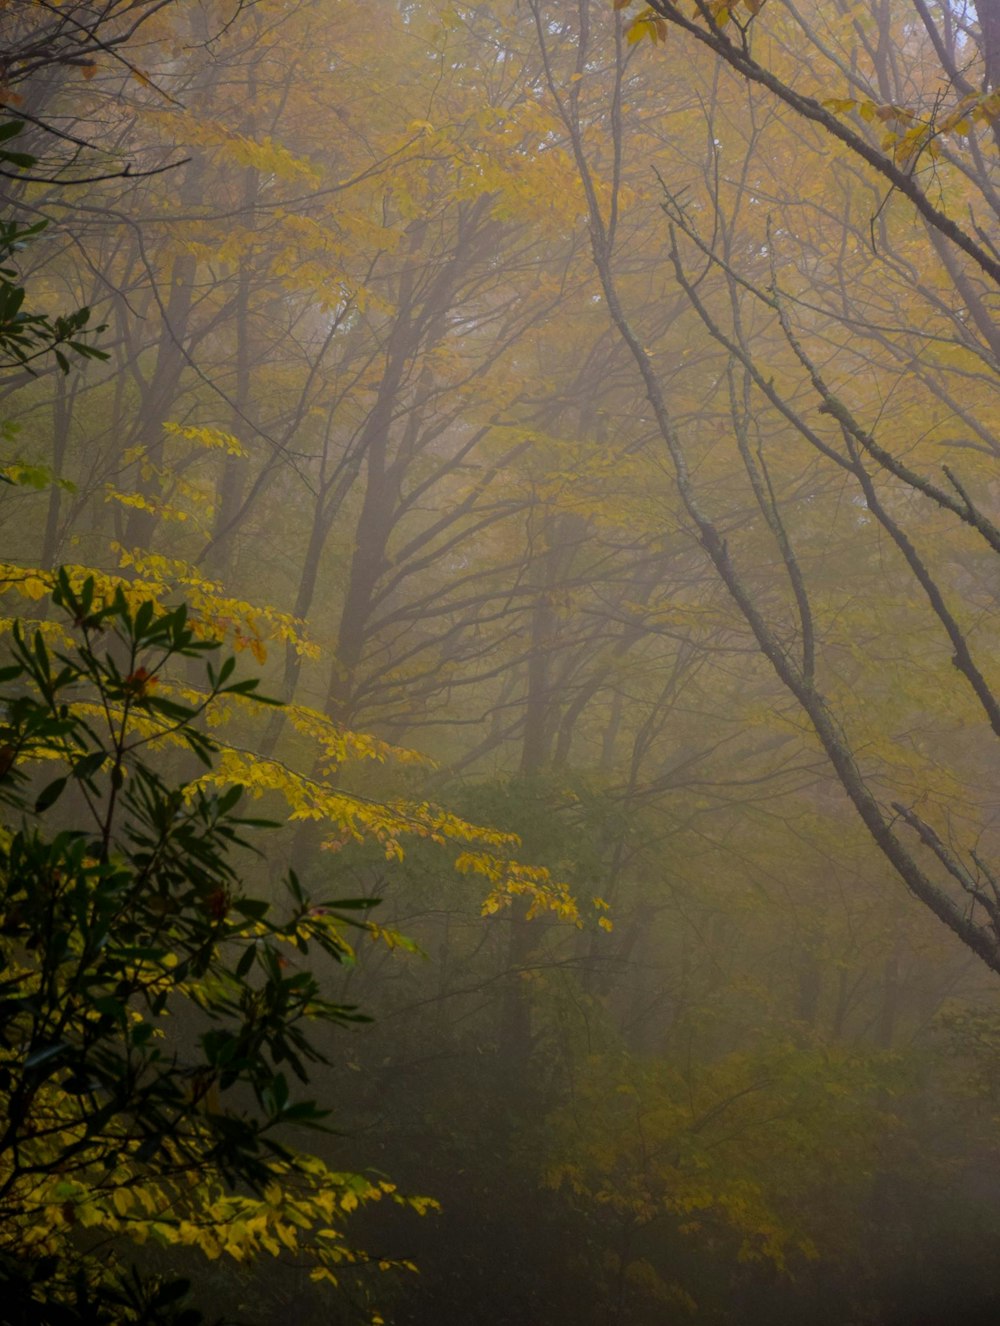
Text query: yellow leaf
822 98 857 114
22 576 50 601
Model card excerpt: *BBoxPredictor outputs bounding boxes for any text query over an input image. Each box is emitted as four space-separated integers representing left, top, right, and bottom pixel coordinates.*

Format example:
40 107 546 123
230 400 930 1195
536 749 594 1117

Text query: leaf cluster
0 120 107 389
0 574 384 1318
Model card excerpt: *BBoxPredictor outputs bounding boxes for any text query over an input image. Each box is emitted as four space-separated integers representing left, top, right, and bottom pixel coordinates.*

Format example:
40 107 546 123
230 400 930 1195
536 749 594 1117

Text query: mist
2 0 1000 1322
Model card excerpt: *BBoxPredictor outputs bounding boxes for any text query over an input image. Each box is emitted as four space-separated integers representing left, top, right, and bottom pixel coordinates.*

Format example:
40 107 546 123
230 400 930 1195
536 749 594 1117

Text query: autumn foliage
3 0 1000 1321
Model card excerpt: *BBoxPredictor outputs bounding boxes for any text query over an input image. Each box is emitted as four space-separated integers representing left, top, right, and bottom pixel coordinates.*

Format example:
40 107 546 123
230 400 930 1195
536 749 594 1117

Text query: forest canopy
2 0 1000 1322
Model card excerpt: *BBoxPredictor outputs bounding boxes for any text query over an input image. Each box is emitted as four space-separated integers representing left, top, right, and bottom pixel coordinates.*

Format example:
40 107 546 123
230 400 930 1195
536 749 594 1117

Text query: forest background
3 0 1000 1322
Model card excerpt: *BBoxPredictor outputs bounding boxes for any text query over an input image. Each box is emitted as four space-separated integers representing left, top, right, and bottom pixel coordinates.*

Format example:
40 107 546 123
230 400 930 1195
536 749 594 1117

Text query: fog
2 0 1000 1322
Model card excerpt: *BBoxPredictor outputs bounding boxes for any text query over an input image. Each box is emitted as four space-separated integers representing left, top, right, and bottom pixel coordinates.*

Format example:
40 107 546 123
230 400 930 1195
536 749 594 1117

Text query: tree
8 1 1000 1320
0 118 107 379
0 0 193 185
0 570 438 1322
522 0 1000 974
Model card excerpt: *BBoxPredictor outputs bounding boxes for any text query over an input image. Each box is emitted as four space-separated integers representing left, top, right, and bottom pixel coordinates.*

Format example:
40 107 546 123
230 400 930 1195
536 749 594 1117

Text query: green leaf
34 777 68 812
232 898 269 921
71 750 106 782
